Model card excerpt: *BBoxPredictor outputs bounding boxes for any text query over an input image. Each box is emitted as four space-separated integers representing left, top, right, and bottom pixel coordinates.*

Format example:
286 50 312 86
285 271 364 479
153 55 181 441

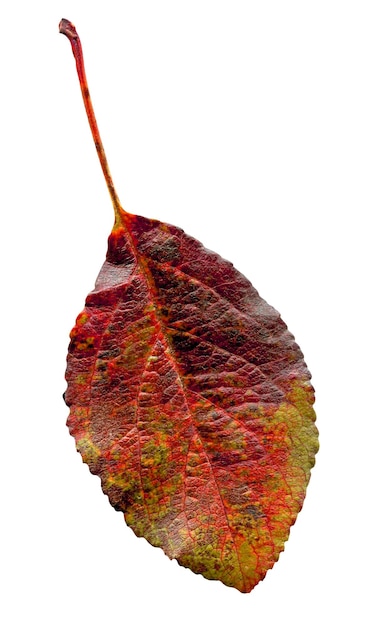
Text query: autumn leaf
60 19 318 593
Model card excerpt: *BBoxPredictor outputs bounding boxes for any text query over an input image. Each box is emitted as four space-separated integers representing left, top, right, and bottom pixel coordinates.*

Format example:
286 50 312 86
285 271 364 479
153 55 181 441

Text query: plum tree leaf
60 18 318 593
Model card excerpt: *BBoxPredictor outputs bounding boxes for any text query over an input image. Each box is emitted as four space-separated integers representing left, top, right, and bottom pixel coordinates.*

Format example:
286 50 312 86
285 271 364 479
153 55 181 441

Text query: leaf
60 19 318 593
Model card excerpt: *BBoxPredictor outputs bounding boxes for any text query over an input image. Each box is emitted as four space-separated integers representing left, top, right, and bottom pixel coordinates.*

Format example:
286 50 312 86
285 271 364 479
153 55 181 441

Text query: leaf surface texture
65 214 318 592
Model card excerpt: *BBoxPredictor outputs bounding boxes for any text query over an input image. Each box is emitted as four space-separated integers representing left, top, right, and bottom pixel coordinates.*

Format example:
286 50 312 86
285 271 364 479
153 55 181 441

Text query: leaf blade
65 214 318 592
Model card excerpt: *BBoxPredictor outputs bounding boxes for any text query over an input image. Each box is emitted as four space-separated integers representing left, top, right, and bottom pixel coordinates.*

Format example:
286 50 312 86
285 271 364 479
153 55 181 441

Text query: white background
1 1 366 624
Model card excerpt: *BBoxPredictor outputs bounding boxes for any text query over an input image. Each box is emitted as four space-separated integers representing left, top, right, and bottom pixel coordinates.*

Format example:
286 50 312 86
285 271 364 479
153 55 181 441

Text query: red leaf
60 19 318 593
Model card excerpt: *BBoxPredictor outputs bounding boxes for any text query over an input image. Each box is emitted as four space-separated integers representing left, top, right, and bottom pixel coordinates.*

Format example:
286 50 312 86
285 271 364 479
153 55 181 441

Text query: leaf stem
59 18 125 224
